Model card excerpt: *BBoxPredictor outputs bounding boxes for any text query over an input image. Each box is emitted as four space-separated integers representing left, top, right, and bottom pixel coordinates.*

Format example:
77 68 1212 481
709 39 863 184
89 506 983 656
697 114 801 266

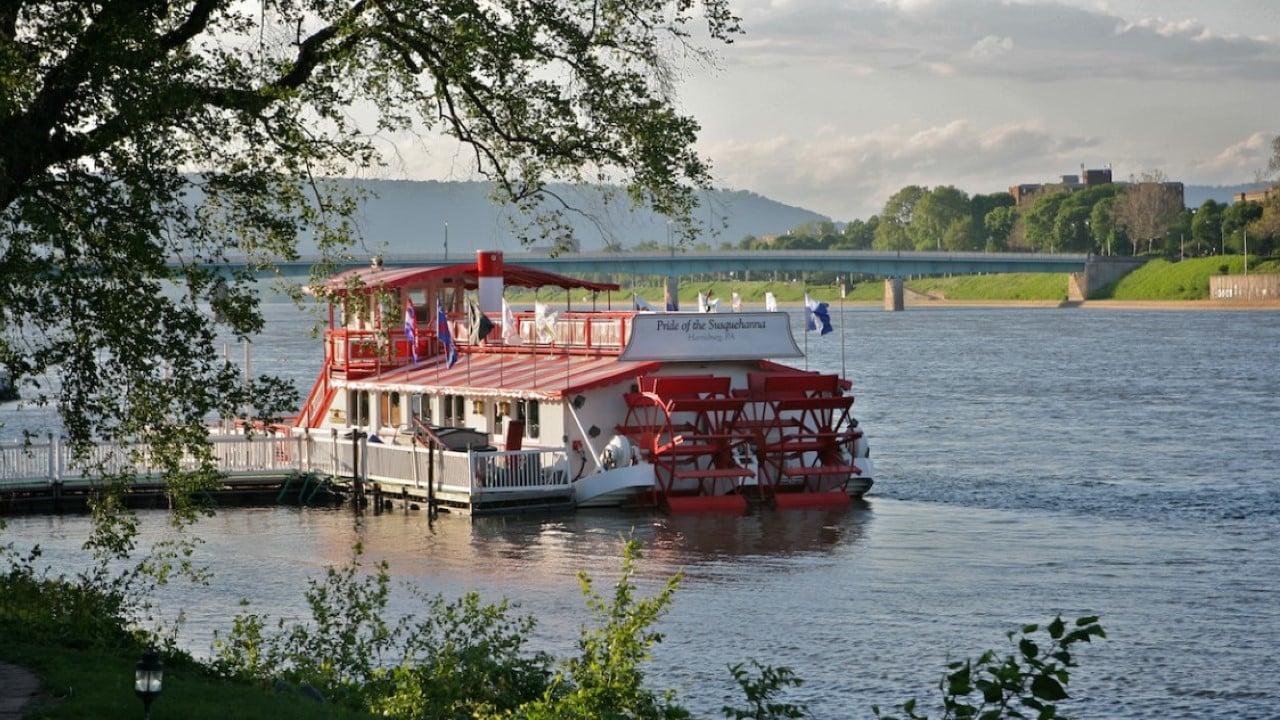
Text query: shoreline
894 298 1280 311
539 293 1280 312
682 298 1280 311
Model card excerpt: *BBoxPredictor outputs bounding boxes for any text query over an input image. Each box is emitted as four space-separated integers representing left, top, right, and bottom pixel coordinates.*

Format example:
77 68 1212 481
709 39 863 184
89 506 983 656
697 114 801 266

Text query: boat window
350 390 370 427
518 400 540 439
383 392 401 428
443 394 465 427
411 394 430 426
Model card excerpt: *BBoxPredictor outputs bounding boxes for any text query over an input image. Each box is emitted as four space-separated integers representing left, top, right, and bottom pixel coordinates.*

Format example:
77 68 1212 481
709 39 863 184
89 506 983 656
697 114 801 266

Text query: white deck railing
0 432 570 501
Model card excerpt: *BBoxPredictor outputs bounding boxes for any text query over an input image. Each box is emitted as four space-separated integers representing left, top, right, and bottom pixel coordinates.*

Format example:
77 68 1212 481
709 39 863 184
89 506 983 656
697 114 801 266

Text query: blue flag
437 306 458 368
804 293 833 335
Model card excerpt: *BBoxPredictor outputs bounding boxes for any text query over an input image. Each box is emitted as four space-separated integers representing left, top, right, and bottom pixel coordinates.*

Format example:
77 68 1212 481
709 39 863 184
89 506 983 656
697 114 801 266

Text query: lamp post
134 651 163 720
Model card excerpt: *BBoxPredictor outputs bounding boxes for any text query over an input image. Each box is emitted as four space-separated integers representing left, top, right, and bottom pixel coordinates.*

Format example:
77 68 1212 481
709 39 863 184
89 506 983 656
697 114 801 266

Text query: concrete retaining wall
1069 257 1150 301
1209 274 1280 301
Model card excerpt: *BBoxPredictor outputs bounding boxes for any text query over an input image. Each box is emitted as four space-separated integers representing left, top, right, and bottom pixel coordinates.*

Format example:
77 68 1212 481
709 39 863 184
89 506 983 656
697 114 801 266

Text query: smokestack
477 250 504 316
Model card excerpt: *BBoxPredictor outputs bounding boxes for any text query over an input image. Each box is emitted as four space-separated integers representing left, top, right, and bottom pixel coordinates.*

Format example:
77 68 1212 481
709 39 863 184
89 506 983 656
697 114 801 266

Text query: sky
382 0 1280 223
675 0 1280 221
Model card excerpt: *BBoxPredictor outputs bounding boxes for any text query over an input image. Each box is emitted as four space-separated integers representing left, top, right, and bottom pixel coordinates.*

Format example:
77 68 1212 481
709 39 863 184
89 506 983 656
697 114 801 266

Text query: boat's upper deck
327 308 638 380
314 257 630 380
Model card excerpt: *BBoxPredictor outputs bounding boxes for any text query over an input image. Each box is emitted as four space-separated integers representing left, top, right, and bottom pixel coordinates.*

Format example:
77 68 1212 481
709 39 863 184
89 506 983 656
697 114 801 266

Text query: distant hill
1184 182 1271 208
327 179 827 255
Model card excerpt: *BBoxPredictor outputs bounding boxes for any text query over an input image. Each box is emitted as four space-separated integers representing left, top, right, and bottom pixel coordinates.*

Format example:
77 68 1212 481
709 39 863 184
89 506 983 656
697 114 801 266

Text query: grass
1 639 379 720
904 272 1069 301
1101 256 1280 300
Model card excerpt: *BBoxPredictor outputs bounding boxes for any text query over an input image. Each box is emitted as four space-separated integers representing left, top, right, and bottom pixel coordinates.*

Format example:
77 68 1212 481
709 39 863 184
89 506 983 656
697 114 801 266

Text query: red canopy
339 352 660 401
322 263 619 295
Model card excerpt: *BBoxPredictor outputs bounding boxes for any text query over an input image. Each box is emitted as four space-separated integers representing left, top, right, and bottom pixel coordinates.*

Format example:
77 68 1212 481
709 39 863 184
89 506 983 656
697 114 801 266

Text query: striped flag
404 302 418 363
437 305 458 367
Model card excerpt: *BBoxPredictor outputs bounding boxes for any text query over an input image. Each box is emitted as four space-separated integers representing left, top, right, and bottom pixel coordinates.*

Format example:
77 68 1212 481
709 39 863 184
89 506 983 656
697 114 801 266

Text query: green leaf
1020 638 1039 659
1031 675 1069 701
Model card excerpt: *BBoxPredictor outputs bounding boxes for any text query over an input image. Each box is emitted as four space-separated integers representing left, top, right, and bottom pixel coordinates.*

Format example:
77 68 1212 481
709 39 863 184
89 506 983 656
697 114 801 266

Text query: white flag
534 301 558 343
501 298 523 345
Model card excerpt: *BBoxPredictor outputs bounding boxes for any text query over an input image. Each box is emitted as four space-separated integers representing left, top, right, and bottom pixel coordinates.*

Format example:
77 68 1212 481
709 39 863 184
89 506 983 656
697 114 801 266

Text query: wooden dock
0 431 575 516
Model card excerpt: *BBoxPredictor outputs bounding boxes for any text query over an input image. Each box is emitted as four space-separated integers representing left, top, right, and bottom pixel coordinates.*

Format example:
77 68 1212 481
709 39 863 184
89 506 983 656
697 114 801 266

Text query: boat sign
619 312 803 361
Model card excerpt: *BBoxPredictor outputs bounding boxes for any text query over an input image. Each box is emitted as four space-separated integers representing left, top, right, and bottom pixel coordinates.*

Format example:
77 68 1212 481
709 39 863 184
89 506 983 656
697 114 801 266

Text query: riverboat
290 251 873 514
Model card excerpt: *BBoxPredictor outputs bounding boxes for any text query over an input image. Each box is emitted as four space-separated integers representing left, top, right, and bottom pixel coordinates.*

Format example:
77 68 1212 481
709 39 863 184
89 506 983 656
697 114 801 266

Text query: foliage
1089 197 1122 255
211 539 809 720
0 638 380 720
722 660 810 720
5 531 1118 720
513 539 689 719
836 216 879 249
873 616 1106 720
0 0 738 545
875 185 927 250
1 531 207 655
910 186 972 251
1021 190 1069 252
1111 172 1184 252
983 206 1018 251
211 542 554 717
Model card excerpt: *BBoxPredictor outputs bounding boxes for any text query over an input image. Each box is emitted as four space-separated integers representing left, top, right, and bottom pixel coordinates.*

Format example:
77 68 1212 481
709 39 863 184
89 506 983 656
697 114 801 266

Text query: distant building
1009 166 1112 205
1235 188 1274 204
1009 166 1184 209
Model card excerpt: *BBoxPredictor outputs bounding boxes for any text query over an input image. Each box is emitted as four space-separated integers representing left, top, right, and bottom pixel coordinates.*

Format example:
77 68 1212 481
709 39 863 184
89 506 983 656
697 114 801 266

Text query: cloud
704 119 1102 220
1192 132 1277 179
969 35 1014 61
726 0 1280 82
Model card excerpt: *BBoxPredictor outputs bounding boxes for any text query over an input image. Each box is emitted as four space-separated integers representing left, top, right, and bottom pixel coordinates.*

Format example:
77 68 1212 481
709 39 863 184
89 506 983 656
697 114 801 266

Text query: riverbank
893 297 1280 311
760 297 1280 311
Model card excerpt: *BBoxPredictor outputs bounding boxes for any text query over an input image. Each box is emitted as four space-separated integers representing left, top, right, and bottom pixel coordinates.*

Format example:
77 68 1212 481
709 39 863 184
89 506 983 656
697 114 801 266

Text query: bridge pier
1068 256 1149 301
883 278 904 312
664 276 679 311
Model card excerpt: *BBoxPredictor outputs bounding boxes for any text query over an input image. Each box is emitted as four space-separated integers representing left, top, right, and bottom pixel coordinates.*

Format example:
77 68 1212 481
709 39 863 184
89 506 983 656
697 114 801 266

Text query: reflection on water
3 306 1280 719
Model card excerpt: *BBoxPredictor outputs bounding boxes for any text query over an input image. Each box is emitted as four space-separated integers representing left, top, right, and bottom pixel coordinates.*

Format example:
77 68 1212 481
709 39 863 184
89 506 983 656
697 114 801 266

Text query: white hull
573 462 656 508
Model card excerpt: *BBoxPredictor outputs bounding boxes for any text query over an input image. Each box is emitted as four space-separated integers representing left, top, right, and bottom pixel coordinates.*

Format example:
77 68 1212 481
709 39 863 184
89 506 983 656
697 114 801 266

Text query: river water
3 303 1278 719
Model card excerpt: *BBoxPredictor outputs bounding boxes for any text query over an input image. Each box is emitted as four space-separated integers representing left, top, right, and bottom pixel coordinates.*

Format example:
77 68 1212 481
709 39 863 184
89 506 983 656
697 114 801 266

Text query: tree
874 185 926 250
1222 200 1263 254
1090 197 1120 256
1052 203 1093 253
0 1 739 529
969 192 1015 251
836 216 878 250
1022 190 1069 251
1111 171 1184 254
982 206 1018 251
969 192 1015 229
1269 134 1280 180
1191 200 1225 255
910 185 971 251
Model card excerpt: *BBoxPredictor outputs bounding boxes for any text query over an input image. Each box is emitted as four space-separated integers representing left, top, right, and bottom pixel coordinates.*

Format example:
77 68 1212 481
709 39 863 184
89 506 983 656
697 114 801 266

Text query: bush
873 615 1106 720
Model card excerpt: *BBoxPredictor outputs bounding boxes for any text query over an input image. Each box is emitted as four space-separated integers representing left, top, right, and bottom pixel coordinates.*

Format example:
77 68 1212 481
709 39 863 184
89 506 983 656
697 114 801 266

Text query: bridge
248 249 1089 278
200 250 1142 309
